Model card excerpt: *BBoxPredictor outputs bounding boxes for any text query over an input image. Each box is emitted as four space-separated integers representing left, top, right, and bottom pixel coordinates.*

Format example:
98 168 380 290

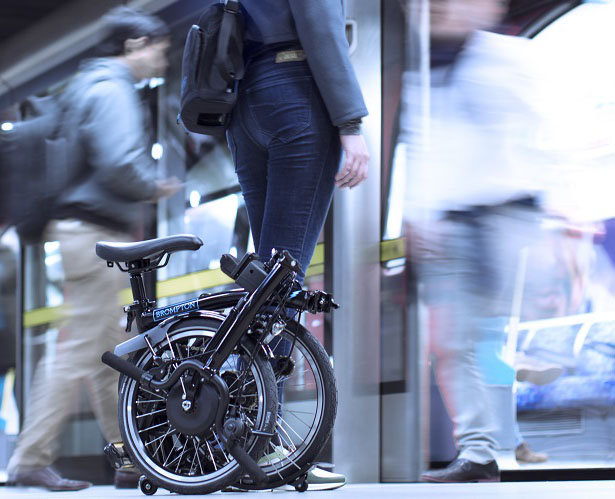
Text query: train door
392 0 615 478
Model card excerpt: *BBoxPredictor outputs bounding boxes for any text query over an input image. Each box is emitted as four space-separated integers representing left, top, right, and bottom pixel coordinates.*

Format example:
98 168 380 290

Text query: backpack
0 94 71 244
178 0 244 137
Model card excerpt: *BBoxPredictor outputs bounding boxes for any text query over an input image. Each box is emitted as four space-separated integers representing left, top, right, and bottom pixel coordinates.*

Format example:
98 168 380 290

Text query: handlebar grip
102 351 146 383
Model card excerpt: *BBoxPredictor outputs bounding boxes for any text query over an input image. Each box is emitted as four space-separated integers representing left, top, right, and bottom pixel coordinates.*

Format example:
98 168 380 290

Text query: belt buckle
275 49 307 63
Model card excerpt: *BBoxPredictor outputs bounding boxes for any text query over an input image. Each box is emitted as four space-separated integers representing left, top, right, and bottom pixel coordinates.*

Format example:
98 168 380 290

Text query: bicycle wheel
239 321 337 489
118 317 277 495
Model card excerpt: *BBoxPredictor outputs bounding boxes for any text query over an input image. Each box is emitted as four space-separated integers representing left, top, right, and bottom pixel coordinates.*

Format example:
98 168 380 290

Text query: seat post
129 271 149 306
126 269 155 334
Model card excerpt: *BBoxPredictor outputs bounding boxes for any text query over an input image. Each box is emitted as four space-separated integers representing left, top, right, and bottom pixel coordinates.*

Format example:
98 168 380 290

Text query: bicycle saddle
96 234 203 262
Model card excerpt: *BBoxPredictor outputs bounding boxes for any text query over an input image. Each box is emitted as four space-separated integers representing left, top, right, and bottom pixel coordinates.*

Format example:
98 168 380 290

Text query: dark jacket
55 58 158 231
221 0 368 126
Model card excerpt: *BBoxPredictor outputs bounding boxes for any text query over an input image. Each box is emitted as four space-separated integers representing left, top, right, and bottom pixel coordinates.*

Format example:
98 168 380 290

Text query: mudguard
114 310 226 357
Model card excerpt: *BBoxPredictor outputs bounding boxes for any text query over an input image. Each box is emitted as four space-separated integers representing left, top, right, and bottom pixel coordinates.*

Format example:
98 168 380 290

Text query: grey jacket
217 0 368 126
55 58 158 231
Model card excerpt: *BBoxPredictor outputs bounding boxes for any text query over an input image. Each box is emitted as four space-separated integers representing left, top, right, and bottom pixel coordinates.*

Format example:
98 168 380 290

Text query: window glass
511 1 615 469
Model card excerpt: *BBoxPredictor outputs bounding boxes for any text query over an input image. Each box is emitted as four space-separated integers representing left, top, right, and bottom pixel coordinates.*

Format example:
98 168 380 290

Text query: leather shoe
516 353 563 385
7 466 92 491
421 458 500 483
114 468 141 488
516 441 548 463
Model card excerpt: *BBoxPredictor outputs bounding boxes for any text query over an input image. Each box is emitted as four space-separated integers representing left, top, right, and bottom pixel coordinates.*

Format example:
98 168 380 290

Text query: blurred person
0 105 20 225
6 7 180 492
404 0 553 482
0 229 17 377
222 0 369 491
0 109 19 373
0 226 19 442
0 108 19 437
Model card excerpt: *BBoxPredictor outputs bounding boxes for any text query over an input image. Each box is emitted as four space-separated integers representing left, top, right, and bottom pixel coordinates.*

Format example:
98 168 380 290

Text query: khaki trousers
8 220 130 471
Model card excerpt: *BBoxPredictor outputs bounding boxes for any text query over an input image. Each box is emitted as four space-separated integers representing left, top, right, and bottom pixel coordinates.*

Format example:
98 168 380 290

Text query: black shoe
7 466 92 491
421 459 500 483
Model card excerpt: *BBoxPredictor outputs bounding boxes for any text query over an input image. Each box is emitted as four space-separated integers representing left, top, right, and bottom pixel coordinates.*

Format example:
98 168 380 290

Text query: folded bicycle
98 234 338 495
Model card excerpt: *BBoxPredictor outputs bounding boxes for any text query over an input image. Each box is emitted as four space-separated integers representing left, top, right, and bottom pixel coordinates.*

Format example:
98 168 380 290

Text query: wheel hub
166 380 219 436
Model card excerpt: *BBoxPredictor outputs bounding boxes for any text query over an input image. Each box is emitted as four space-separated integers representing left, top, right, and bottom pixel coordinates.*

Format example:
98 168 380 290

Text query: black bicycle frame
203 258 293 371
138 290 248 332
114 252 299 373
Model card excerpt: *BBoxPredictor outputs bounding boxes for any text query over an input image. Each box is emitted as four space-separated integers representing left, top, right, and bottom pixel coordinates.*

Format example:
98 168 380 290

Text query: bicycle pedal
104 441 133 470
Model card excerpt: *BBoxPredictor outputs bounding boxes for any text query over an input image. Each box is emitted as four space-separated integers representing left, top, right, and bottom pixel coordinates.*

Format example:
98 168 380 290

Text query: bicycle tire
238 321 337 489
118 316 277 495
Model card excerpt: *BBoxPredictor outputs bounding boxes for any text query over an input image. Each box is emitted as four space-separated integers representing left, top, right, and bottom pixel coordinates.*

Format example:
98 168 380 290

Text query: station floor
1 481 615 499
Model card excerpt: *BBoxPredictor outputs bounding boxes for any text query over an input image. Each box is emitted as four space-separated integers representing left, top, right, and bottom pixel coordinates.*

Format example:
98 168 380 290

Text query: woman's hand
335 134 370 189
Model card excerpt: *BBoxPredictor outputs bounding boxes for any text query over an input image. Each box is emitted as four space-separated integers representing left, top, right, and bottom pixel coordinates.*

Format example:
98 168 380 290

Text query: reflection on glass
394 0 615 473
511 1 615 470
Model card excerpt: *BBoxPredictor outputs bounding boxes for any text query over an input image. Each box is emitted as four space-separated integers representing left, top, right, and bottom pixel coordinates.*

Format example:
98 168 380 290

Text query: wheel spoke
264 441 286 479
204 440 218 471
267 434 301 472
162 445 176 468
138 420 171 433
188 440 198 476
276 418 299 452
281 410 316 430
163 436 186 469
150 427 174 458
138 387 166 400
144 427 176 447
212 431 231 464
278 414 309 444
227 374 256 393
190 437 206 475
137 408 167 419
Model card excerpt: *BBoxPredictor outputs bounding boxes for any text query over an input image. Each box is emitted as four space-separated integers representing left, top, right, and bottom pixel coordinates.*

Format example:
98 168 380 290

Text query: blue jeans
227 47 341 279
418 203 542 463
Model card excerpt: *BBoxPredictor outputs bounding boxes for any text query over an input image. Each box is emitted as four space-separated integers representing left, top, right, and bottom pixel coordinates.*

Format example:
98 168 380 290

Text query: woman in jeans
225 0 369 490
227 0 369 280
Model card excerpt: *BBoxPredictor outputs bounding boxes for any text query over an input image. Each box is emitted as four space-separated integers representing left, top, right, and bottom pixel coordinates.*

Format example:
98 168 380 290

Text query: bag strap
215 0 243 82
